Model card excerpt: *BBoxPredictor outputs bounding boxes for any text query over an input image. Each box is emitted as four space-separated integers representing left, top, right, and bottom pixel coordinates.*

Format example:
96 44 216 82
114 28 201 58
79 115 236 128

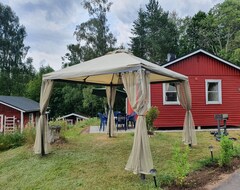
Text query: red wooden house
151 49 240 128
0 96 40 133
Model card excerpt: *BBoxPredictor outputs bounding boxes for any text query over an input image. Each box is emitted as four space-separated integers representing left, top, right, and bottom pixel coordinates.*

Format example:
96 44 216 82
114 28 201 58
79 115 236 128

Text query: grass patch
0 128 240 189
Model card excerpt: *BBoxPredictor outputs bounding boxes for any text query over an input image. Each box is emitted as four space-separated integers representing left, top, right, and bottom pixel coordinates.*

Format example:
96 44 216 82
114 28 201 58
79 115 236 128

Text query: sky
1 0 224 71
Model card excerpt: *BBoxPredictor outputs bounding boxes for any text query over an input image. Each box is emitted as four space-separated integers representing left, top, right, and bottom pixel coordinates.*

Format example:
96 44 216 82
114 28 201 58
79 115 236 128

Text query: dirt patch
166 157 240 190
80 126 90 134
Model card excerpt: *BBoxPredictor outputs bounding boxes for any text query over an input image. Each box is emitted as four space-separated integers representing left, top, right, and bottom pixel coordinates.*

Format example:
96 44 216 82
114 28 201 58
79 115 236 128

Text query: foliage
171 144 190 185
62 0 116 66
75 117 99 128
130 0 179 64
0 3 35 96
146 106 160 132
0 132 25 151
219 135 234 167
25 65 54 102
178 0 240 65
22 125 36 145
233 143 240 158
49 119 68 131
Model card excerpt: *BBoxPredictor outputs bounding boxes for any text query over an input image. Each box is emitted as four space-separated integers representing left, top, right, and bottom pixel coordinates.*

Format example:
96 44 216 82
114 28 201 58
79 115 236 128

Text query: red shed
0 96 40 133
151 49 240 128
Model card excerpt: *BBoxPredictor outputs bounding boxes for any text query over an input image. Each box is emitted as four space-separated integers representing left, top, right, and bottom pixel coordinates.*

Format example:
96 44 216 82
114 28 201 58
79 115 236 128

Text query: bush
146 106 160 132
75 117 99 128
0 132 25 151
23 125 36 145
49 120 68 131
233 143 240 158
219 135 234 167
171 144 190 186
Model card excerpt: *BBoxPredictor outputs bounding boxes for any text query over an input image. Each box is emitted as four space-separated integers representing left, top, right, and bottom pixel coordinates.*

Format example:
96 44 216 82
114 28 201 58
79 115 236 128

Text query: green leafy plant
233 143 240 158
146 106 160 133
171 144 190 186
23 125 36 145
219 135 234 167
0 132 25 151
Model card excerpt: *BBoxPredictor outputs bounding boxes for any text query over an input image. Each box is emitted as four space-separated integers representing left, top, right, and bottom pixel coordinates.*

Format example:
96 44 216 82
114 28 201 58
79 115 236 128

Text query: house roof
0 96 40 112
59 113 88 120
163 49 240 71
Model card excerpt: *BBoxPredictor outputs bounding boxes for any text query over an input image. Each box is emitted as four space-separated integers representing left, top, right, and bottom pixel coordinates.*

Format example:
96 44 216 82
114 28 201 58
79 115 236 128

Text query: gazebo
34 50 197 176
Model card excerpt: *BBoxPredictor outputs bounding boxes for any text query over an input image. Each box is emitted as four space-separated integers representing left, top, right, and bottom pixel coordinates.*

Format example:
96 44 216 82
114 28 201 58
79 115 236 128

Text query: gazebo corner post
108 83 113 138
41 117 45 156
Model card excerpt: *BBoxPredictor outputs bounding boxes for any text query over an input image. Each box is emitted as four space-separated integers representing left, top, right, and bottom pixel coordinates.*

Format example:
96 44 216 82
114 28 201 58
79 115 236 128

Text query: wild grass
0 128 239 190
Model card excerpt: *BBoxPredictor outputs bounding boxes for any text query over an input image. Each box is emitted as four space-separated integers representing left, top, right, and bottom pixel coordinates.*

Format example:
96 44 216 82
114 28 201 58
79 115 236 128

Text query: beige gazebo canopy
34 50 197 175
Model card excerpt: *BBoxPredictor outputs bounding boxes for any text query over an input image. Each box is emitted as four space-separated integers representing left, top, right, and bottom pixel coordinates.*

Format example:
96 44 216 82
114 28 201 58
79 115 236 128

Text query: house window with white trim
163 82 179 105
29 113 34 124
205 80 222 104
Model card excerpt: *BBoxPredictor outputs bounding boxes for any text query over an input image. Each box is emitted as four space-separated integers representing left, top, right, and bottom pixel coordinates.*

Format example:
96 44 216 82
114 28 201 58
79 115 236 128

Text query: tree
25 65 54 102
130 0 179 64
62 0 117 66
178 0 240 64
60 0 119 118
210 0 240 62
0 3 35 95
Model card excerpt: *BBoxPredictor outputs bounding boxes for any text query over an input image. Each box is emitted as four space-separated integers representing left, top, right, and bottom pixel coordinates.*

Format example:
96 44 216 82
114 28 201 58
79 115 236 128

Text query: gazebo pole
41 115 45 156
109 83 113 138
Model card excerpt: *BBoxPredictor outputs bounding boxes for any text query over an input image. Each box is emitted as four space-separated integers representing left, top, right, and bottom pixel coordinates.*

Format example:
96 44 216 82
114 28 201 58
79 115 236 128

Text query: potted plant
146 106 160 135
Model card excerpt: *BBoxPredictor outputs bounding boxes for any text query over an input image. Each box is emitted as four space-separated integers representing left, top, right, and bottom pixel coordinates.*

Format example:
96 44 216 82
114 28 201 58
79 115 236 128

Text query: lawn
0 125 239 190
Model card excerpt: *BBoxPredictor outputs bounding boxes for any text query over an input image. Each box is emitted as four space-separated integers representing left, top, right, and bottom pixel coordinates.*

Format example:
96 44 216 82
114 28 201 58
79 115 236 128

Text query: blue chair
116 113 127 131
126 112 136 128
98 113 107 131
114 111 121 117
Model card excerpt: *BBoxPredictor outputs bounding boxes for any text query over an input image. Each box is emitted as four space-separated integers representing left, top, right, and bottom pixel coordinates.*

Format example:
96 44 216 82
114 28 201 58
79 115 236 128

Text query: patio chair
126 112 136 128
97 113 107 131
116 113 127 131
114 111 121 117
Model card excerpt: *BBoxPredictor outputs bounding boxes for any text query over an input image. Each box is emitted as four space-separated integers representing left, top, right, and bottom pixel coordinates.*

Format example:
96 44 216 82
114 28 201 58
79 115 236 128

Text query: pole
109 83 113 138
41 115 45 156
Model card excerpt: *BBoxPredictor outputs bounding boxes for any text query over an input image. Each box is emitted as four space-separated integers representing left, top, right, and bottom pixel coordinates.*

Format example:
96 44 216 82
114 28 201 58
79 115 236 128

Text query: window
29 113 34 124
163 82 179 105
205 80 222 104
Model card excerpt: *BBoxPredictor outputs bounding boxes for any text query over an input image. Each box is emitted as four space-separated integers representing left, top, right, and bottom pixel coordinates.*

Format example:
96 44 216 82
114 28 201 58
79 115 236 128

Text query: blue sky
1 0 224 71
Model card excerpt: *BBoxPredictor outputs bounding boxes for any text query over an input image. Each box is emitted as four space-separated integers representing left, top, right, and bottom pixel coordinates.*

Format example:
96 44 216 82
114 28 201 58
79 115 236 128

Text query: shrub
75 117 99 128
49 120 68 131
233 143 240 158
219 135 234 167
0 132 25 151
146 106 160 132
23 125 36 145
171 144 190 186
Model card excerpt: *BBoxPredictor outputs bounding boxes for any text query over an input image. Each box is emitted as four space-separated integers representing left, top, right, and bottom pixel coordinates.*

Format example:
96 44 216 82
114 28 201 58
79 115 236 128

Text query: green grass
0 128 240 190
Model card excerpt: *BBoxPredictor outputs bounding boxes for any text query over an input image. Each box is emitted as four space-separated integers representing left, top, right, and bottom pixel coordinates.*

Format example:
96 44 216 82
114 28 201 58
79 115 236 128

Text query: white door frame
0 114 3 132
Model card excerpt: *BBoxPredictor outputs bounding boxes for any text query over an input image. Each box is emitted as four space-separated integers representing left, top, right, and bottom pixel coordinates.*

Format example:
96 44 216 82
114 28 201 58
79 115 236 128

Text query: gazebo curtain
176 80 197 145
106 86 116 137
34 80 54 154
122 69 153 175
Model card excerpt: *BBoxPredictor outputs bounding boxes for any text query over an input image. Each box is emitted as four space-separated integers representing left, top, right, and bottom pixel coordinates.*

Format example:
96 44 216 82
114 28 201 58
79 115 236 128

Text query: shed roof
0 96 40 112
59 113 88 120
163 49 240 71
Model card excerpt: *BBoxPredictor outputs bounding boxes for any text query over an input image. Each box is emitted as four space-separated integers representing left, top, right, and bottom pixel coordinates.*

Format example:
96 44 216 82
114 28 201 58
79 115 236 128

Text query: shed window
205 80 222 104
163 83 179 105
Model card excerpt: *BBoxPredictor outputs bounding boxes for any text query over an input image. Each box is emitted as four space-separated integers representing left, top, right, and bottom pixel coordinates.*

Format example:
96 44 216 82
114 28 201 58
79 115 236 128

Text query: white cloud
1 0 224 71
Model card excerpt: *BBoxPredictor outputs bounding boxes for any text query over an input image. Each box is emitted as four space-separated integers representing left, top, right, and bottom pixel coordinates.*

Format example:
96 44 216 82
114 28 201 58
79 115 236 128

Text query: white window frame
163 83 180 105
29 113 34 124
205 79 222 104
